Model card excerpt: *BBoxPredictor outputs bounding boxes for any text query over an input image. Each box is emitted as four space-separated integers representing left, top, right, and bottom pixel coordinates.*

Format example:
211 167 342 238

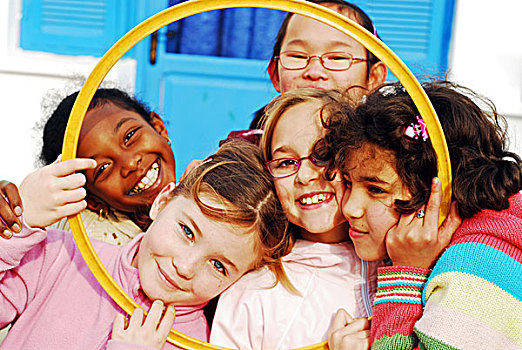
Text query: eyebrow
186 215 240 274
113 117 136 133
284 38 355 50
271 145 293 157
360 175 388 185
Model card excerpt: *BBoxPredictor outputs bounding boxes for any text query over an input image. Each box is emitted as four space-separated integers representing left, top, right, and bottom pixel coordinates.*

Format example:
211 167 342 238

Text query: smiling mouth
157 262 185 291
130 160 159 195
297 193 332 205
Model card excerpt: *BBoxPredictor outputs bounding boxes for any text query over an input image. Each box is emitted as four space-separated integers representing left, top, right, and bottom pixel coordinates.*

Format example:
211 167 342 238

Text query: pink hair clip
404 116 429 141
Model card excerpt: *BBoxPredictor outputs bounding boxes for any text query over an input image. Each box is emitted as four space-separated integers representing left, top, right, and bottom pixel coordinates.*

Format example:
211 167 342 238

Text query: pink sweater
0 220 208 349
210 239 383 349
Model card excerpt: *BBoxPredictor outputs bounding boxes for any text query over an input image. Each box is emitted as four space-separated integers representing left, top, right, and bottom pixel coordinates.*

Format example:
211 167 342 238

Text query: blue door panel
357 0 455 77
20 0 137 57
136 53 277 176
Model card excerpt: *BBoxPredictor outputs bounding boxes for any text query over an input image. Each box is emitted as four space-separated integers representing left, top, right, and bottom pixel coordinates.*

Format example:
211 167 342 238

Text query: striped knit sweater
371 192 522 350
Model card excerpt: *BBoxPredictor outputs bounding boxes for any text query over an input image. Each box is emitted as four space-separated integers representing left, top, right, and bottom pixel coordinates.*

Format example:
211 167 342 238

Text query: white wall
449 0 522 156
1 0 521 186
0 0 136 185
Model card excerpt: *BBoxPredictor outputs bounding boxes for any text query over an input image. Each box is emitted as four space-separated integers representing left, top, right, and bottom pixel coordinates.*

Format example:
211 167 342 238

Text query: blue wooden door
134 1 283 177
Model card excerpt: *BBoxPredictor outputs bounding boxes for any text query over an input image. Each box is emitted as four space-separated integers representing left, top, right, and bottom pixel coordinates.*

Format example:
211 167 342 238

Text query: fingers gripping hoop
63 1 452 349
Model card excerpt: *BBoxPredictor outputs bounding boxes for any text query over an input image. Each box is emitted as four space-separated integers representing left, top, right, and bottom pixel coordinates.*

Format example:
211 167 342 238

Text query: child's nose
173 255 197 280
303 57 328 80
120 152 142 177
342 188 364 219
295 159 320 185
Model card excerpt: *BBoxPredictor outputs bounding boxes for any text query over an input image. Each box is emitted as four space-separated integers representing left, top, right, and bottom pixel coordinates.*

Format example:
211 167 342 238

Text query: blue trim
374 299 422 305
378 281 424 288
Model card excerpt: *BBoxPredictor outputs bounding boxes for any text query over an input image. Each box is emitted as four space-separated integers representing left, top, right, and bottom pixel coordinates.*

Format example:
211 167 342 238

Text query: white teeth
299 193 329 205
131 161 159 194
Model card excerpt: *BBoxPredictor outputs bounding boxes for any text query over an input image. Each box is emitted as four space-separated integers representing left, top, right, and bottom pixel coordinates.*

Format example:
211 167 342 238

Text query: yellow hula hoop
63 1 452 349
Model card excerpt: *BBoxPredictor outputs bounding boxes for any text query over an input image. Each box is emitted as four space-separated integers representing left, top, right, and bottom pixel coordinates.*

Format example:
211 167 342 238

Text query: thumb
331 308 353 331
328 309 354 345
53 154 63 164
438 201 461 245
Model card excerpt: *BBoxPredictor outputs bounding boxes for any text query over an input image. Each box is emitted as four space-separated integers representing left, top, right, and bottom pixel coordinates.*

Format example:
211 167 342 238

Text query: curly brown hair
319 80 522 218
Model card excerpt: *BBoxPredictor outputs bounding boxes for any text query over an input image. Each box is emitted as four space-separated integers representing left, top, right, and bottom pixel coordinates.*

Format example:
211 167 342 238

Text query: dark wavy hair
319 80 522 218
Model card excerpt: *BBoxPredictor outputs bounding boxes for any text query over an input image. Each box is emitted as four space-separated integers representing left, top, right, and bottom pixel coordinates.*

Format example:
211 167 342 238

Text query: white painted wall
448 0 522 158
0 0 136 185
1 0 521 186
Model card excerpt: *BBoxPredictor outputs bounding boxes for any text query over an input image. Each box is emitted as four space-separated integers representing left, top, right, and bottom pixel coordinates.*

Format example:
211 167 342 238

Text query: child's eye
368 185 386 195
276 159 298 168
211 259 227 276
94 163 109 181
180 223 194 241
124 128 139 144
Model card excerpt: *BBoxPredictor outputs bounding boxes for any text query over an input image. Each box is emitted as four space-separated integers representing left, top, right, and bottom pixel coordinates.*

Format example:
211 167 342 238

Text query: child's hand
327 309 370 350
19 156 96 228
386 177 462 268
0 181 23 239
112 300 176 349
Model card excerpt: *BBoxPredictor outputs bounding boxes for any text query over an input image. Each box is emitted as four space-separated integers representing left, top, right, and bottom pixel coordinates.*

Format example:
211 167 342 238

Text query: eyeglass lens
279 51 354 71
268 155 329 178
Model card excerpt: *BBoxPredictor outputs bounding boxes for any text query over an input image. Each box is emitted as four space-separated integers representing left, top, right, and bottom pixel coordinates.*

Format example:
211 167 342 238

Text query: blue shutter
20 0 136 57
355 0 455 77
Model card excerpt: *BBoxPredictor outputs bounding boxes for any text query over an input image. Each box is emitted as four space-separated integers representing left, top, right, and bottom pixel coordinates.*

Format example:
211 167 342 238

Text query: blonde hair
260 88 344 163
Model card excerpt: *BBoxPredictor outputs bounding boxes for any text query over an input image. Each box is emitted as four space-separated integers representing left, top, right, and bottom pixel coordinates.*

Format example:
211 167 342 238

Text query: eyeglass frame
266 154 330 179
276 50 368 71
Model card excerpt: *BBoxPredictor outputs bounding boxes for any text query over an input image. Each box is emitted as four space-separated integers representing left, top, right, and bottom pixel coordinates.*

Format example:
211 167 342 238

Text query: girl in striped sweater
321 80 522 350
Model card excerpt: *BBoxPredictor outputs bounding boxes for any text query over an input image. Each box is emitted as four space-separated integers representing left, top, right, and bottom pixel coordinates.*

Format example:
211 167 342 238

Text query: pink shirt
0 220 208 350
210 239 383 350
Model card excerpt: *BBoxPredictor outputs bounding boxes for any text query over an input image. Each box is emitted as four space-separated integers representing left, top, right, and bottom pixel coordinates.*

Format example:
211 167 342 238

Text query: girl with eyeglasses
210 88 385 349
248 0 388 130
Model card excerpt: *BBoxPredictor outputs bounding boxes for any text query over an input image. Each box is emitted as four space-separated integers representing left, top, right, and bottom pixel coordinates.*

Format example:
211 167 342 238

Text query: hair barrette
404 116 429 141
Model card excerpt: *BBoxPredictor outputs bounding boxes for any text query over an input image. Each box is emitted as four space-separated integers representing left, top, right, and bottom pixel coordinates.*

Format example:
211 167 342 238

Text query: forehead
80 102 142 134
77 103 146 152
283 5 363 51
271 101 324 153
344 145 400 180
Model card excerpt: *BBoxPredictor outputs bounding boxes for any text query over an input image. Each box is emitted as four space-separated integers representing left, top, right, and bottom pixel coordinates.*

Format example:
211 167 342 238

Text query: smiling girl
321 81 521 350
0 140 293 349
0 88 177 244
210 89 384 349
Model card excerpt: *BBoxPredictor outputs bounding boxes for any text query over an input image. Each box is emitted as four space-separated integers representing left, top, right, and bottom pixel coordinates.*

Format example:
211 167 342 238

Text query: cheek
366 203 399 240
330 177 346 207
274 179 293 208
334 68 367 87
277 69 299 92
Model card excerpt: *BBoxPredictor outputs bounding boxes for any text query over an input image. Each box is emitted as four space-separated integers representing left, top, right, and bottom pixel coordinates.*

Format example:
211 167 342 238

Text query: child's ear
367 61 388 91
149 182 177 220
268 60 282 93
86 195 110 217
149 111 170 140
